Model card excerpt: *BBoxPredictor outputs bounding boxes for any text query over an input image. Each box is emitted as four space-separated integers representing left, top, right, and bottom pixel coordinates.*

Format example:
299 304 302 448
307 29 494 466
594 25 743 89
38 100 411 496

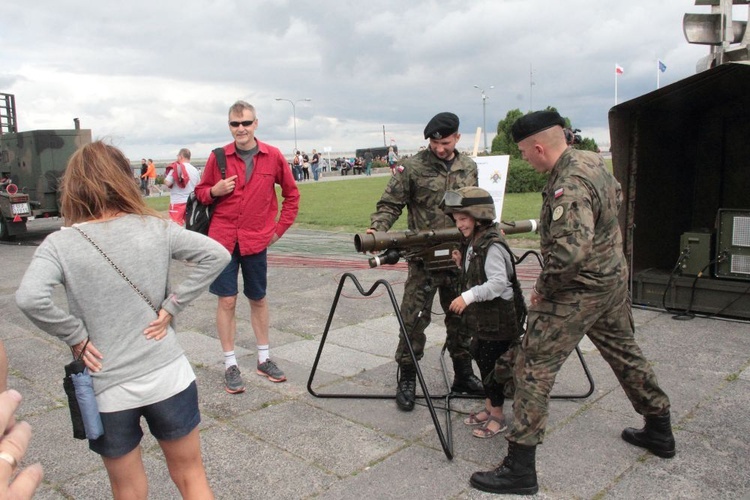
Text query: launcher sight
354 219 538 270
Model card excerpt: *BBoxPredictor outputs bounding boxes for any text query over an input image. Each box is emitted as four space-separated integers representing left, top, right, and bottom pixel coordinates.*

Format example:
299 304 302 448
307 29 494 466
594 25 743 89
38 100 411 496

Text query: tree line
485 106 600 193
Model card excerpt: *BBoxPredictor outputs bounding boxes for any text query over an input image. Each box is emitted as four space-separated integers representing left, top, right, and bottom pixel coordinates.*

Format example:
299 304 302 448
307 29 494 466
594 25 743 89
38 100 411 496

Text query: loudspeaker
715 209 750 280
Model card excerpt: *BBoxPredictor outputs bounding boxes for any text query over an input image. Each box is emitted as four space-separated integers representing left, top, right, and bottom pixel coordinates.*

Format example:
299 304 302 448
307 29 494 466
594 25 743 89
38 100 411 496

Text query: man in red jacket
194 100 300 394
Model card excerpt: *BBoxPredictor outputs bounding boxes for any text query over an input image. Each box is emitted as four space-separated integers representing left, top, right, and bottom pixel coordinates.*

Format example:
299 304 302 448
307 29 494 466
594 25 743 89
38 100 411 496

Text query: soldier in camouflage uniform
470 110 675 496
368 112 484 411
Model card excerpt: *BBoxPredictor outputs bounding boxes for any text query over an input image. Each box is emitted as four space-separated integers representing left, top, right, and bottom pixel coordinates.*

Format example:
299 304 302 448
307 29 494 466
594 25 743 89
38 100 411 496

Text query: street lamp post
275 97 311 152
473 85 494 153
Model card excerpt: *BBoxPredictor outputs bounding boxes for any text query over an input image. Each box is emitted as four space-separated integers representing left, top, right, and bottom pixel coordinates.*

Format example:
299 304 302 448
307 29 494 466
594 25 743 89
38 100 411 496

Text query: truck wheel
0 217 14 241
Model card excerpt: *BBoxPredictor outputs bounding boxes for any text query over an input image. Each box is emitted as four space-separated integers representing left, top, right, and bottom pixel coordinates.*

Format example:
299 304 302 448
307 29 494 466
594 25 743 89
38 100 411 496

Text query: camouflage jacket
369 148 478 232
536 148 629 297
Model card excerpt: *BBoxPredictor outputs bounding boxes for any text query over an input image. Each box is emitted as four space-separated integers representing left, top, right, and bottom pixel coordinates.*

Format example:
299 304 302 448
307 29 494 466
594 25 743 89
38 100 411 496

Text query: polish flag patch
554 188 564 199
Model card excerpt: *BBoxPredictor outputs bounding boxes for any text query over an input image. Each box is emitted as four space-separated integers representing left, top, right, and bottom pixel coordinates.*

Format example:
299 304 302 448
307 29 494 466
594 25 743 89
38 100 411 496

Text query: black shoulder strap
497 239 520 284
476 229 520 284
213 147 227 179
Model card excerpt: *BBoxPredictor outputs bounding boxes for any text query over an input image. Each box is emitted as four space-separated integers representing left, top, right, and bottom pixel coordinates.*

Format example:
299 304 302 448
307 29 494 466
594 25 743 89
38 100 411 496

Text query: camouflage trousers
395 262 471 366
507 286 671 446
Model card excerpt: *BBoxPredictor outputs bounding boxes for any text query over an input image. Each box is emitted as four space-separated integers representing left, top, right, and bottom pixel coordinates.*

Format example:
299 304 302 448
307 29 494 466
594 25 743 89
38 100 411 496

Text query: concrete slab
200 423 337 499
315 445 479 499
3 227 750 499
232 400 404 477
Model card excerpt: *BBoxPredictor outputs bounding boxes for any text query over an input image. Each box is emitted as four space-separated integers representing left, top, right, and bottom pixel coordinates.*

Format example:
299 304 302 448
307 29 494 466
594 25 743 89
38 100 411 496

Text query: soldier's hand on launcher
451 249 462 267
364 228 378 254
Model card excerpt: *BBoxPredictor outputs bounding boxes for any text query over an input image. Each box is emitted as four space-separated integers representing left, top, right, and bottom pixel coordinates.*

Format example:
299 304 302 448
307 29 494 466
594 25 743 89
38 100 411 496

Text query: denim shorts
89 381 200 458
209 245 267 300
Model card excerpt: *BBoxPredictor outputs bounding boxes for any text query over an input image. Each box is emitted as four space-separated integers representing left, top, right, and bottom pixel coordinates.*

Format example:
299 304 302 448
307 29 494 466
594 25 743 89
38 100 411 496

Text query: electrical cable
705 281 750 318
662 249 729 320
661 249 692 319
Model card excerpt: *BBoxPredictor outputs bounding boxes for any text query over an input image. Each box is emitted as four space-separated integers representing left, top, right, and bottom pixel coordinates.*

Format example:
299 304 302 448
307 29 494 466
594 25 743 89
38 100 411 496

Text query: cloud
0 0 726 159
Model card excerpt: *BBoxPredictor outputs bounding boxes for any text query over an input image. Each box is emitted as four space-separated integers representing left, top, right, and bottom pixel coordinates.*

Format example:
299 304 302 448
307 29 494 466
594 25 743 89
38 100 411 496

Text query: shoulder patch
552 205 564 221
554 187 564 199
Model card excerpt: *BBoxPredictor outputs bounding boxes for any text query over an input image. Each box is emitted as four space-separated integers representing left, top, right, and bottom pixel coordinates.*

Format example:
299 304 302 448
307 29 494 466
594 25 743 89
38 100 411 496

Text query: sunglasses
229 120 255 128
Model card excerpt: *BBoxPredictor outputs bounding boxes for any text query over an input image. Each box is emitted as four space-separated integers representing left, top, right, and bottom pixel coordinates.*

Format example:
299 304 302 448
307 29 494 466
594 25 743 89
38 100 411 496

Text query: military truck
0 93 92 240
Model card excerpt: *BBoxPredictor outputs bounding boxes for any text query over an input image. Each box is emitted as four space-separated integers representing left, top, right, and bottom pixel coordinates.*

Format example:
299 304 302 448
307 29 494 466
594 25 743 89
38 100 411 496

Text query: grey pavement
2 219 749 499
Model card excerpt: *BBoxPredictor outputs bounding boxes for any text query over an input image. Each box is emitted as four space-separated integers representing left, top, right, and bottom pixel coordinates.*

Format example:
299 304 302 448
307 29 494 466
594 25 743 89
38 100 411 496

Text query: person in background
441 186 522 440
139 159 149 196
367 112 483 412
353 156 363 175
292 151 303 181
388 146 399 175
148 159 157 187
301 152 310 181
340 158 351 176
16 140 229 499
164 148 200 226
311 149 320 181
193 101 300 394
469 110 674 496
364 149 374 176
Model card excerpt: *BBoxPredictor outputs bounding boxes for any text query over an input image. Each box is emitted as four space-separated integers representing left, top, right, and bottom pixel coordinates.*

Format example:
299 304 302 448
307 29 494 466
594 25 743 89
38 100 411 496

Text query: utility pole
473 84 494 153
529 63 535 111
275 97 312 152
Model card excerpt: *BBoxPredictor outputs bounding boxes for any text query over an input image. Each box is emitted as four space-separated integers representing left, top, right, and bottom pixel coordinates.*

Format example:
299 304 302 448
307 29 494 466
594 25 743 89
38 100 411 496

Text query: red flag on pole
616 64 624 75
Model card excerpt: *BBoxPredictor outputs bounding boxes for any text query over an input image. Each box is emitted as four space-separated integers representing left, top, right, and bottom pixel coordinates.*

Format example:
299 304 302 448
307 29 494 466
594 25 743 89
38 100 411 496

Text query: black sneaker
224 365 246 394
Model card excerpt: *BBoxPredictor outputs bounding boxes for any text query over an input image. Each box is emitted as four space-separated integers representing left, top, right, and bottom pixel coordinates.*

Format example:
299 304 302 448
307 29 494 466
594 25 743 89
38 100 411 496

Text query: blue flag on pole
658 60 667 73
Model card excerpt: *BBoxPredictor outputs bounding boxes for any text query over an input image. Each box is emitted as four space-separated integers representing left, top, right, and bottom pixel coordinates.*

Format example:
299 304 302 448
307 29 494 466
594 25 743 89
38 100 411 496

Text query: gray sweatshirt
16 215 230 394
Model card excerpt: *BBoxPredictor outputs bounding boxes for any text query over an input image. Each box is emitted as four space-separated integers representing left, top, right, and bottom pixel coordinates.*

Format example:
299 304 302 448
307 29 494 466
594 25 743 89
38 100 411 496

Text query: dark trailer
354 145 397 159
609 62 750 319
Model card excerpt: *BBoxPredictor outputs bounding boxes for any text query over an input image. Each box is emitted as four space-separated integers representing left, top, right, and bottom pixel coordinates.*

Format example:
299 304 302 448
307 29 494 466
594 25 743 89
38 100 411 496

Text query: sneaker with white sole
256 359 287 382
224 365 245 394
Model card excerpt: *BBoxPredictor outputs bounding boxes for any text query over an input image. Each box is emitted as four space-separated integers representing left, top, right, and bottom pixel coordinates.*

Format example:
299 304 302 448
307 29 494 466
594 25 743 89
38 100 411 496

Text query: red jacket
194 139 300 255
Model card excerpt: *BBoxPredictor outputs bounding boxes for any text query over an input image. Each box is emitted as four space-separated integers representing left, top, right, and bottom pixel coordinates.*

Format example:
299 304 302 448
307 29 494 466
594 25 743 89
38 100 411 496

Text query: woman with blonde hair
16 141 229 499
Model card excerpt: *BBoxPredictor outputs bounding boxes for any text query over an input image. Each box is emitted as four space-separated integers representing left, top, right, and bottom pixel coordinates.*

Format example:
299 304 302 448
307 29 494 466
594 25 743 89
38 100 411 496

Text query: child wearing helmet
440 186 525 439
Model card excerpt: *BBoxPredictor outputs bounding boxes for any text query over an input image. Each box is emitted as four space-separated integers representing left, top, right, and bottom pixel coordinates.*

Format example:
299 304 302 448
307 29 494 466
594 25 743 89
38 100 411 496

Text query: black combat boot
470 442 539 495
451 357 484 395
395 364 416 411
621 412 676 458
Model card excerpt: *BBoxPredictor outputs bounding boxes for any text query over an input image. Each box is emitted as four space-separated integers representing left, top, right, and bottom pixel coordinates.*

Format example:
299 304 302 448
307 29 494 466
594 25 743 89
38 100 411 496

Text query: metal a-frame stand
306 272 595 460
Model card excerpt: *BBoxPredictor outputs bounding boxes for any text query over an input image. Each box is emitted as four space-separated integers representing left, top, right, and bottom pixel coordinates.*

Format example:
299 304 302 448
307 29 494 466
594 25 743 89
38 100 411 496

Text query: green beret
511 110 565 143
424 112 459 139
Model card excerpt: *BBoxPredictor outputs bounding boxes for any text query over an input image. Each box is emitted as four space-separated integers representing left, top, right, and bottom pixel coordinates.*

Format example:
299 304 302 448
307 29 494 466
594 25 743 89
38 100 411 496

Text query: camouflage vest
460 224 526 341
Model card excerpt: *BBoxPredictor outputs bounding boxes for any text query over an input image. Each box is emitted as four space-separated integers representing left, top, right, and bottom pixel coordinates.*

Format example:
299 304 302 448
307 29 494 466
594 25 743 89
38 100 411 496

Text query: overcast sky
0 0 737 161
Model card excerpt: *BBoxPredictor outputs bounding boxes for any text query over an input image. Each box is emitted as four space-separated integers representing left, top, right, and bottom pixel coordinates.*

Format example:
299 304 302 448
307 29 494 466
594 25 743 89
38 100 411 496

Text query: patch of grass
150 176 543 240
144 196 170 212
291 177 409 232
288 176 542 238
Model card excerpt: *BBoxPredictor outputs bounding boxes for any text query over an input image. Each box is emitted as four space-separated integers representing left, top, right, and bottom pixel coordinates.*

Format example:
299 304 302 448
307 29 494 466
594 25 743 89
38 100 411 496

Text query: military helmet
439 186 496 222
